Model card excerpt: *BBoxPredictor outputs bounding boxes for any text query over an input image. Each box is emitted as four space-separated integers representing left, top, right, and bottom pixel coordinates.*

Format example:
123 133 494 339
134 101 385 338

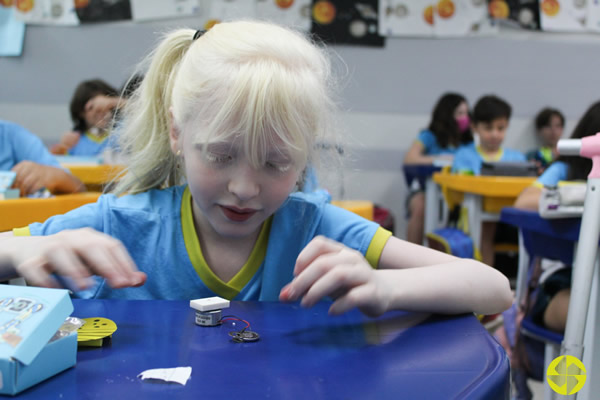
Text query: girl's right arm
0 230 146 289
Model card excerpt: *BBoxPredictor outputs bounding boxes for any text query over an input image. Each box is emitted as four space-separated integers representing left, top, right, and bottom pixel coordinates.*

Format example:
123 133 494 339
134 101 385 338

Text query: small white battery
195 309 222 326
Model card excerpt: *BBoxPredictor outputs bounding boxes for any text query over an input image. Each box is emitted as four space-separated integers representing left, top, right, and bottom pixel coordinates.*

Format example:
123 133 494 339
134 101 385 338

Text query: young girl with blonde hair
0 21 511 317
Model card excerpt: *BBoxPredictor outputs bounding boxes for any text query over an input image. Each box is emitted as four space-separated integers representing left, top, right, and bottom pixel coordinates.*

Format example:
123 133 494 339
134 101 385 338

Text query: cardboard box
0 286 76 395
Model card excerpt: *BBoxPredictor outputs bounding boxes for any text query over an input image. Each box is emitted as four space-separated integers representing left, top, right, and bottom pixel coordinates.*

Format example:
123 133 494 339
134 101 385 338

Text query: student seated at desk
403 92 473 244
526 107 565 175
51 79 120 157
514 100 600 333
452 95 525 267
0 120 84 196
0 21 511 318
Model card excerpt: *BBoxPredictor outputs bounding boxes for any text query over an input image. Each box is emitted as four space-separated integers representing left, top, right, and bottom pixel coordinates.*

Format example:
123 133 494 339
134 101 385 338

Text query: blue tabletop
17 300 509 399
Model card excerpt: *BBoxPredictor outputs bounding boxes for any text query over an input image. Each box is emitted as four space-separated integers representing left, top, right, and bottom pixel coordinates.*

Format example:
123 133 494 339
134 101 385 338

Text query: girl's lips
220 206 257 222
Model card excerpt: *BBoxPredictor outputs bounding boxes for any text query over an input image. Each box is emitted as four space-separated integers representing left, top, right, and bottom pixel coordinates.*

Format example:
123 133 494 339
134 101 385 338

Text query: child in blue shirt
0 120 84 196
51 79 120 157
403 92 473 244
452 95 525 175
452 95 525 267
0 21 511 317
514 100 600 333
526 108 565 175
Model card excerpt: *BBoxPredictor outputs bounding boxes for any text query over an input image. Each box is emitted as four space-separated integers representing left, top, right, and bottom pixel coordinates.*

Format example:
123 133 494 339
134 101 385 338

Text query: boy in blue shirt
452 95 525 175
451 95 525 267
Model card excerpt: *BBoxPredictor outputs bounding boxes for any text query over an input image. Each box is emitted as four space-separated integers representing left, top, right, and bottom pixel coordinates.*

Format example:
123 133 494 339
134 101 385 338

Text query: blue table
17 300 508 399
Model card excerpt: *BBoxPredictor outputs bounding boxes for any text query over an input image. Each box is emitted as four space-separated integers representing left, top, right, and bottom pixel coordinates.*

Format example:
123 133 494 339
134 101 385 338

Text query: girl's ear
168 108 181 154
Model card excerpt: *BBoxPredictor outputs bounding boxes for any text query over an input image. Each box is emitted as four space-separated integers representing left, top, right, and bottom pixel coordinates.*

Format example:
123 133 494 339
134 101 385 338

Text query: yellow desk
0 192 101 232
432 172 535 249
65 165 125 187
331 200 374 221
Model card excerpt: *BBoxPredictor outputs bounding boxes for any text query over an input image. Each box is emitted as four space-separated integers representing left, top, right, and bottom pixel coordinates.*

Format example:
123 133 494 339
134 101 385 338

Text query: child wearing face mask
403 92 473 244
526 107 565 175
0 21 511 318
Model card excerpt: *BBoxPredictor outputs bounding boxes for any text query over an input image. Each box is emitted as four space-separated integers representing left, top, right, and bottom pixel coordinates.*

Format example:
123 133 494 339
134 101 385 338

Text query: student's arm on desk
0 230 146 289
11 161 85 195
281 236 512 317
514 186 541 210
404 141 439 165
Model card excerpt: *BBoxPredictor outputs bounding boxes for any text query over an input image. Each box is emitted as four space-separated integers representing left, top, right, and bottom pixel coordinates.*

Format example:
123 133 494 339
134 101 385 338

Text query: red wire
219 316 250 329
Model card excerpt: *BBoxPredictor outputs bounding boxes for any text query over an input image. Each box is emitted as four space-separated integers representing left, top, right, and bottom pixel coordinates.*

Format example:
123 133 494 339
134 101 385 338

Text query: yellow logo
547 355 586 395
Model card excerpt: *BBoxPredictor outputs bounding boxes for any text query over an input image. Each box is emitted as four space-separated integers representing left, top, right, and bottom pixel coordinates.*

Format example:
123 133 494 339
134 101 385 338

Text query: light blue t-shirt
27 186 390 301
452 143 526 175
0 120 62 170
535 161 569 187
416 129 457 156
69 131 110 157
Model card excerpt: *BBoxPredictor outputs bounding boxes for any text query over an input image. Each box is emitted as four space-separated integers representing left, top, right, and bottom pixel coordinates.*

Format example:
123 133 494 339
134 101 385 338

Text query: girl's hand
279 236 391 317
6 229 147 290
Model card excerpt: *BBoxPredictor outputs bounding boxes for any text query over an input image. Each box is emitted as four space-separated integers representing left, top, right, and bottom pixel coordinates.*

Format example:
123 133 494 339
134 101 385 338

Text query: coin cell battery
190 297 230 326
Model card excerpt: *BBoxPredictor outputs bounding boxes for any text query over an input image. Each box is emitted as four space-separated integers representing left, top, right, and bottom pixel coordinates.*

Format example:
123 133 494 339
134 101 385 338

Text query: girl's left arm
281 236 512 317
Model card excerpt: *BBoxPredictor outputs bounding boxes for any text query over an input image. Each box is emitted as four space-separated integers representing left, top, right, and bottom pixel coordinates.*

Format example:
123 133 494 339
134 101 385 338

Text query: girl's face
539 115 564 148
177 129 301 242
453 101 469 119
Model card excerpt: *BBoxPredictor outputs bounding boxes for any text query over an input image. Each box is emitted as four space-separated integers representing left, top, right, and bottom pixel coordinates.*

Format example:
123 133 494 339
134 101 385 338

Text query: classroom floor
529 379 544 399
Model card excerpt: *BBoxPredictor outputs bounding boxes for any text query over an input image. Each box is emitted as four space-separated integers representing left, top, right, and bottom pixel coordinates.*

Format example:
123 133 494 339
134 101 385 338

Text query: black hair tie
193 30 205 40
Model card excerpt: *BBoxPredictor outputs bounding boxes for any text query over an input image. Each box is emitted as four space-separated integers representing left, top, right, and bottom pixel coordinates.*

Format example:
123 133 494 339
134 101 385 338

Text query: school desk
0 192 101 232
432 172 535 249
15 299 509 399
64 164 125 191
500 208 600 399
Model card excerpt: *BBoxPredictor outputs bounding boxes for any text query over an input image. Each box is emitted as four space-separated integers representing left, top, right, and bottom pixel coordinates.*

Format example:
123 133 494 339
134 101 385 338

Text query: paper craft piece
0 171 16 191
130 0 199 22
540 0 586 32
13 0 79 26
0 5 25 56
77 317 117 347
138 367 192 385
256 0 312 31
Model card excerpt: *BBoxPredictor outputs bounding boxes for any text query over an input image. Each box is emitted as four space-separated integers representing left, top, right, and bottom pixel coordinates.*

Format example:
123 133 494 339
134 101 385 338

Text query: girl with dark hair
403 92 473 244
51 79 120 156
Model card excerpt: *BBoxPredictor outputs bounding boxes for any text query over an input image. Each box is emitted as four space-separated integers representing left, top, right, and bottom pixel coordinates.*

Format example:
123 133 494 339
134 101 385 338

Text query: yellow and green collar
180 187 271 299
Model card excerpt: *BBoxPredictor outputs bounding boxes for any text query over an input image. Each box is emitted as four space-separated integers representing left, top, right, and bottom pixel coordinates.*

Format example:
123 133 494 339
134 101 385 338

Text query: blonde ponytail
112 29 195 195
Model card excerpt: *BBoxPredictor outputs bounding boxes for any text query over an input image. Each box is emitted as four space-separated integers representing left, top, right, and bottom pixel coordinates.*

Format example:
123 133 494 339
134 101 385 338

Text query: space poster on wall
256 0 312 31
379 0 494 37
487 0 541 30
539 0 586 32
74 0 132 23
198 0 256 31
11 0 79 26
130 0 199 22
311 0 385 47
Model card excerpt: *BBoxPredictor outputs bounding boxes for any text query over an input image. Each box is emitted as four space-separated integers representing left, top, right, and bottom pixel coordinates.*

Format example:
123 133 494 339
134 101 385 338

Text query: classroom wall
1 20 598 238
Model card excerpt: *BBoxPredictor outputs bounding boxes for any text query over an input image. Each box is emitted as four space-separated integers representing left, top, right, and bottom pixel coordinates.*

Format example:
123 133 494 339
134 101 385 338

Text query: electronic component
190 297 230 326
